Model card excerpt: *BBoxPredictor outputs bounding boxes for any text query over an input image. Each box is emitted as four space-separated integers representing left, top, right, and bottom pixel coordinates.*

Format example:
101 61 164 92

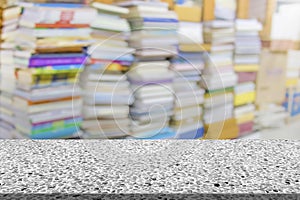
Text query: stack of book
285 50 300 88
169 6 205 139
80 2 135 139
255 103 288 129
12 3 97 139
234 19 262 137
118 0 178 139
0 1 20 138
201 19 238 139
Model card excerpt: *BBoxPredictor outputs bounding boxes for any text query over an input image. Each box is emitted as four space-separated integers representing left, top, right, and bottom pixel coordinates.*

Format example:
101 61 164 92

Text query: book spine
30 126 79 139
31 118 82 135
29 57 86 67
143 17 178 23
35 24 89 28
32 117 82 127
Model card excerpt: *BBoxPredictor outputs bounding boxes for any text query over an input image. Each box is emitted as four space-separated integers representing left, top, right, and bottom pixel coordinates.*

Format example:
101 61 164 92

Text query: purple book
129 79 173 85
29 57 87 67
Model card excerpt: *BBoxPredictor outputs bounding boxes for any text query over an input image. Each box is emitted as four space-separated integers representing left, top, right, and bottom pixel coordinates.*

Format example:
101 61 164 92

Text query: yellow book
234 91 256 106
204 118 239 139
174 5 202 22
204 88 234 98
179 44 209 52
236 0 249 19
202 0 215 21
286 78 298 87
234 64 259 72
235 113 255 124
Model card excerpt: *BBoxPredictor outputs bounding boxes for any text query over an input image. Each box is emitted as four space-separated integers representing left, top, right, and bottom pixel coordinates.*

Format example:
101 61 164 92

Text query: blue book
128 127 176 140
143 18 179 23
175 127 204 139
32 118 82 131
48 64 82 71
291 93 300 117
30 126 79 139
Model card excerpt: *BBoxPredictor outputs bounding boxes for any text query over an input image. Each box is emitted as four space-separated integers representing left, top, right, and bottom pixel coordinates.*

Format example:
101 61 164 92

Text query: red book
35 23 90 28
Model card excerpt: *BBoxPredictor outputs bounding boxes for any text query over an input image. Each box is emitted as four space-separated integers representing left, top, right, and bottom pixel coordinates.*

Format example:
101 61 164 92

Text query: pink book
238 121 254 136
237 72 257 83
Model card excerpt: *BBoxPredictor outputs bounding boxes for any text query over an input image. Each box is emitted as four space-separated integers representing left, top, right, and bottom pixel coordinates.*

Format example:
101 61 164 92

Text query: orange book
236 0 249 19
26 96 81 105
35 23 89 28
202 0 215 21
204 118 239 139
36 46 84 53
174 5 202 22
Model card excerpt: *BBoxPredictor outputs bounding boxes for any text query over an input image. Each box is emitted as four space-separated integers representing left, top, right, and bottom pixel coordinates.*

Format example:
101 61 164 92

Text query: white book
204 93 234 108
14 108 81 125
204 20 234 28
115 0 168 9
234 104 256 116
91 17 130 32
178 22 203 44
175 96 204 108
88 45 135 55
127 71 174 82
92 2 129 15
20 6 97 25
83 105 129 119
82 73 127 82
173 106 203 120
17 27 92 38
13 97 82 114
234 82 255 94
81 118 130 129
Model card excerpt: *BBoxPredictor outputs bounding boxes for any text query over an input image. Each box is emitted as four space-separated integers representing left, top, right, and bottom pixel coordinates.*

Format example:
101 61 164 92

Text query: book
19 5 97 27
204 118 239 139
202 11 238 135
80 3 134 138
118 1 179 139
10 2 94 138
0 3 20 138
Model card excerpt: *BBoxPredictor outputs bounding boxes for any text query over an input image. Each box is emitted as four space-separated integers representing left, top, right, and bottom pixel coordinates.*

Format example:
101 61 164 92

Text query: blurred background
1 0 300 139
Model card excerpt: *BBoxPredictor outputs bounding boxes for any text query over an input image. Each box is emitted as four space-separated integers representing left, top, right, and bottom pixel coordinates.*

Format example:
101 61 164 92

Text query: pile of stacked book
118 0 178 139
234 19 262 137
255 104 288 129
201 17 238 139
12 2 97 139
80 2 135 139
282 51 300 123
0 1 20 138
285 50 300 88
170 3 205 139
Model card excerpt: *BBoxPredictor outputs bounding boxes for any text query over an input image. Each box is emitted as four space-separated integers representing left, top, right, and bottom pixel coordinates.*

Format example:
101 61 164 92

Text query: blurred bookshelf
0 0 300 139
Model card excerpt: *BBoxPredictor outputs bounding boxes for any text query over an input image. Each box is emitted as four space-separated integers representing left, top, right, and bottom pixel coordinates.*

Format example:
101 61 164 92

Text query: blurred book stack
0 1 20 138
234 19 262 137
201 0 239 139
12 2 97 139
170 2 205 139
80 2 135 139
285 50 300 88
283 51 300 123
118 0 178 139
255 103 288 129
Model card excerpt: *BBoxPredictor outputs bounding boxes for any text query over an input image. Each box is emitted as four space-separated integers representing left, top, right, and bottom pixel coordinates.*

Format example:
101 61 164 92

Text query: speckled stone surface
0 140 299 194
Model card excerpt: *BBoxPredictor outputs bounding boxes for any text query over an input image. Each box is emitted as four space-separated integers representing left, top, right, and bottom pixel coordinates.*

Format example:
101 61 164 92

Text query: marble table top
0 140 299 195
